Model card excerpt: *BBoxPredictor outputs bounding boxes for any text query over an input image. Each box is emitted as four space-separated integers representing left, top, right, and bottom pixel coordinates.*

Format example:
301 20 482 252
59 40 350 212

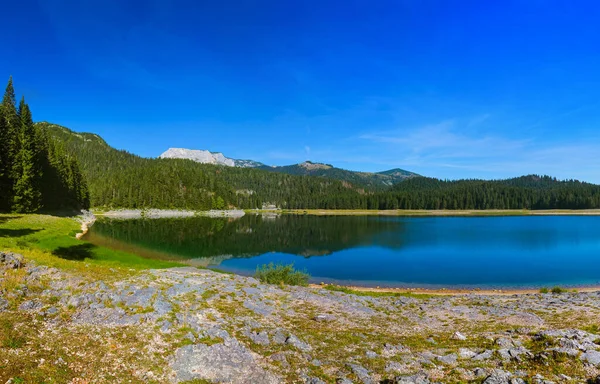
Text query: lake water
84 215 600 288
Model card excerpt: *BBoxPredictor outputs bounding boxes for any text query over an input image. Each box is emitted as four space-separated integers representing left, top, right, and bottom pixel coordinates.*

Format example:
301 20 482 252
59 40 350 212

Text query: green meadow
0 214 181 280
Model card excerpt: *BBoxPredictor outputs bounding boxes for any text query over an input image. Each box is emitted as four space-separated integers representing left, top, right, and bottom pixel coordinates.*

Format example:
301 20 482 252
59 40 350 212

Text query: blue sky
2 1 600 182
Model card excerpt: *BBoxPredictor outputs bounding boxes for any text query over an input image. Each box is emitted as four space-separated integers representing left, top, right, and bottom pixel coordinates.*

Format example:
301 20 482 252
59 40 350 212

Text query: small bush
539 287 549 294
551 286 565 294
255 263 309 286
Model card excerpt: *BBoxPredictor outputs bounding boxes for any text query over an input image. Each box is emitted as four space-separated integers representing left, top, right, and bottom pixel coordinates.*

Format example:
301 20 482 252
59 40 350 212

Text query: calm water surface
85 215 600 288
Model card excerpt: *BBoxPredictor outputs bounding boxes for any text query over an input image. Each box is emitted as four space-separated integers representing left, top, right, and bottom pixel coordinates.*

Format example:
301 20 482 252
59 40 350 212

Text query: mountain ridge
159 147 419 188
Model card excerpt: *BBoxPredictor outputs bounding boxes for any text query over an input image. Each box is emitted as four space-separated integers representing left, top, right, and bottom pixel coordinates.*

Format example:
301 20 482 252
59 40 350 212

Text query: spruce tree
0 77 18 211
0 99 7 211
12 97 42 212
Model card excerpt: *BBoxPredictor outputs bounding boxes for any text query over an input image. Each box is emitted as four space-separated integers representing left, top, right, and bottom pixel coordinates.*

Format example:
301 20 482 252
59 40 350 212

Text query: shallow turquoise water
86 215 600 288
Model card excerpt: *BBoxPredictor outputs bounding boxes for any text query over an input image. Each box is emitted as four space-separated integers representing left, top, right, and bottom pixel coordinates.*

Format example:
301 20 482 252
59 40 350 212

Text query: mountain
258 161 419 189
159 147 419 188
159 148 266 168
38 122 375 210
39 122 600 211
160 148 235 166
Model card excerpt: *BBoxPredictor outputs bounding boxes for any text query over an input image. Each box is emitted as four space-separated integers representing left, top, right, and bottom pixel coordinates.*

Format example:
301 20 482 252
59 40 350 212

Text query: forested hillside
257 161 418 189
0 78 89 213
380 176 600 210
40 123 369 210
40 122 600 211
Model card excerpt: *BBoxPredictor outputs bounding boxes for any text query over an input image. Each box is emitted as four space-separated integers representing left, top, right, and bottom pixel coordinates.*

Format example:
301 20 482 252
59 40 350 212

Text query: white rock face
159 148 235 167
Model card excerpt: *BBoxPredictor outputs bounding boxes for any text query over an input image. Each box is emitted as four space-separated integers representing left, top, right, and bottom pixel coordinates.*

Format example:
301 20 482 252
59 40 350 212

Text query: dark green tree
0 77 18 211
11 97 42 212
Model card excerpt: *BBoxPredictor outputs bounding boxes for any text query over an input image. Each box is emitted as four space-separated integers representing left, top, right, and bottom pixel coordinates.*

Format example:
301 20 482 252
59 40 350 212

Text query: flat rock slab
170 341 280 384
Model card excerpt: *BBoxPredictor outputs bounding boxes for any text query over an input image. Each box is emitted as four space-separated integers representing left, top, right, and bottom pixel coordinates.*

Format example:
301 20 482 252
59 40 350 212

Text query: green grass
0 214 182 279
551 286 566 294
255 262 310 286
540 287 549 294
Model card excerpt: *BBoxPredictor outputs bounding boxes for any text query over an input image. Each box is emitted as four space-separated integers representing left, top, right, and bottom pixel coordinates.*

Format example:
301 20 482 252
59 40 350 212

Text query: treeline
41 122 600 211
0 78 89 213
373 176 600 210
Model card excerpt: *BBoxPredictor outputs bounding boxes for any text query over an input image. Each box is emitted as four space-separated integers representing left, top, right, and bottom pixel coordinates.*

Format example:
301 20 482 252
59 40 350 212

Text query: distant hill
258 161 419 189
159 146 420 188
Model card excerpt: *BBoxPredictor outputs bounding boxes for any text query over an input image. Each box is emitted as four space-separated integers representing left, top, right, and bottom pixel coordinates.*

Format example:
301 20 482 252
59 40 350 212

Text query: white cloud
358 119 600 182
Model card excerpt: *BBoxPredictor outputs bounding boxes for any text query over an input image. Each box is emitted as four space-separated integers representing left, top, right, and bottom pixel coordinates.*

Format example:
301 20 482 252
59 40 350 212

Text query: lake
84 214 600 288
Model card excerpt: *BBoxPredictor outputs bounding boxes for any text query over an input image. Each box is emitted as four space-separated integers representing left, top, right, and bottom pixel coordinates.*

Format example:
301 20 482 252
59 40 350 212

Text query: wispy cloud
357 119 600 182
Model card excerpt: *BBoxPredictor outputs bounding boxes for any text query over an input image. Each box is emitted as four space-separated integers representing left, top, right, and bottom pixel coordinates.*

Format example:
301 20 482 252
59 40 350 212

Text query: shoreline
283 208 600 216
212 267 600 297
75 210 96 239
95 208 245 219
91 208 600 218
309 283 600 296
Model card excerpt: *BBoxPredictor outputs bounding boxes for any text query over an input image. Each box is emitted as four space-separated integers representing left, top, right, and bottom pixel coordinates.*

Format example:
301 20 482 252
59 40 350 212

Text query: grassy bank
0 214 181 280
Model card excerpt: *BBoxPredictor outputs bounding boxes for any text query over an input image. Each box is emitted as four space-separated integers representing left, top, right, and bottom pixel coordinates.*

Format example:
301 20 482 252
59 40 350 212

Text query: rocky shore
2 252 600 383
98 209 246 219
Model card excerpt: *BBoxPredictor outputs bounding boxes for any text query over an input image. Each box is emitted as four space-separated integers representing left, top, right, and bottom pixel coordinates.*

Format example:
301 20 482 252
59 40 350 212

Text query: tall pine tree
0 77 18 211
12 97 42 212
0 77 90 213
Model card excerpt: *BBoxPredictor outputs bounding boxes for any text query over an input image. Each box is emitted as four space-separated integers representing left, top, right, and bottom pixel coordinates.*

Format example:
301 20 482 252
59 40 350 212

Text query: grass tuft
551 286 566 294
255 263 310 286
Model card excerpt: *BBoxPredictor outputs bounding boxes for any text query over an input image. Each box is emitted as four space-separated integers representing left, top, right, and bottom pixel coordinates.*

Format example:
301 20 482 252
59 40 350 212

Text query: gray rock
45 306 58 315
551 347 580 357
18 300 41 311
483 369 513 384
305 377 326 384
531 374 556 384
336 378 353 384
159 320 173 333
365 350 378 358
0 252 24 269
473 368 488 378
581 350 600 366
243 300 273 316
311 359 322 366
436 353 457 365
0 298 8 312
417 351 437 364
271 329 287 344
382 343 409 357
183 332 195 342
170 341 280 384
244 329 270 346
152 297 172 315
472 349 494 361
495 337 514 348
384 361 404 372
285 334 312 352
452 331 467 340
269 352 290 368
347 363 372 384
314 313 336 322
458 348 476 359
395 371 430 384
